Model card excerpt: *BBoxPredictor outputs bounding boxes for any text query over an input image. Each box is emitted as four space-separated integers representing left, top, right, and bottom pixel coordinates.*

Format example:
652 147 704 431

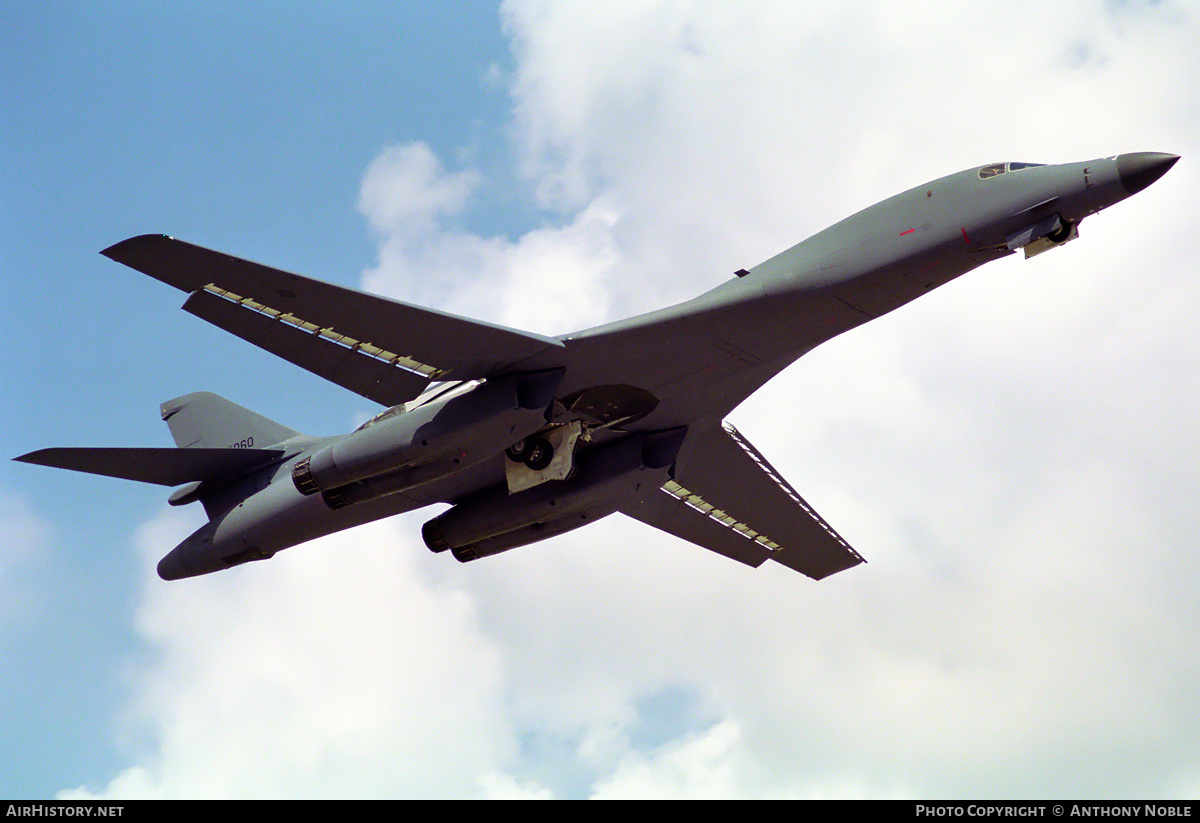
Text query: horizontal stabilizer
14 446 284 486
622 423 864 580
102 235 566 399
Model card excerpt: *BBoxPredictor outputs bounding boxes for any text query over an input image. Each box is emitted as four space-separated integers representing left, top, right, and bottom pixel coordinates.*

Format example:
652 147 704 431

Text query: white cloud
478 773 555 800
359 141 620 335
358 142 480 238
0 490 50 630
67 508 524 798
589 719 742 799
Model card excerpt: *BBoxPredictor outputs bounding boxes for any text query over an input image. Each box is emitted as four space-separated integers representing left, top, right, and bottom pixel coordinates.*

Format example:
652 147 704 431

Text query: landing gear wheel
524 437 554 470
505 440 532 462
1047 220 1072 243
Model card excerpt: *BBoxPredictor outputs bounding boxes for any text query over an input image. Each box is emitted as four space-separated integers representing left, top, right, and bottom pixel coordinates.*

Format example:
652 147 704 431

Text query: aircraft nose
1117 152 1180 195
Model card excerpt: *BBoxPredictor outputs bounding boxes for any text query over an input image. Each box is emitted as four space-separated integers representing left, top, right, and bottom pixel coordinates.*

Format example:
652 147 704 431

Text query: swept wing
623 423 864 579
102 235 566 406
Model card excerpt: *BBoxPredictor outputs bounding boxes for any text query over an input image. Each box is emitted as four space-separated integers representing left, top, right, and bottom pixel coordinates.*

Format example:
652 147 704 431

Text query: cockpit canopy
978 161 1046 179
354 379 479 432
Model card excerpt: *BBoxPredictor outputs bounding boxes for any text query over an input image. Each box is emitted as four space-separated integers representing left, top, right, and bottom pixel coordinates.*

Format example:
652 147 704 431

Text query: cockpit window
355 404 404 431
979 161 1046 179
353 379 480 431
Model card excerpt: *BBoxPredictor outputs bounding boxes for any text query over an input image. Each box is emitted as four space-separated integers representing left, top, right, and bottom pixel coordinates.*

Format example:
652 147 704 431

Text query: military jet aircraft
16 152 1178 581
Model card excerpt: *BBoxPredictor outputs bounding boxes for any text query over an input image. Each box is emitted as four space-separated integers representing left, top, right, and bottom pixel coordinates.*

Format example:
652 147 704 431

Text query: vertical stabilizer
160 392 299 450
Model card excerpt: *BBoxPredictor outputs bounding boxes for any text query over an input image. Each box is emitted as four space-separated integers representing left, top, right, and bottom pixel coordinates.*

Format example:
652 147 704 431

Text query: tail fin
160 391 299 450
156 392 306 517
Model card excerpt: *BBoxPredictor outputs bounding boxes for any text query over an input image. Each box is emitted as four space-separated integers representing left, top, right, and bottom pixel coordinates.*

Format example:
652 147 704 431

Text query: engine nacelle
422 428 685 561
432 505 619 563
292 370 562 499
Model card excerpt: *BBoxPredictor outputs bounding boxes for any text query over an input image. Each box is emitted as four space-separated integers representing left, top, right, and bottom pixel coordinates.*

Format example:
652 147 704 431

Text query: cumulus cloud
64 508 529 798
590 719 743 799
358 141 621 335
359 142 481 238
79 0 1200 798
0 491 50 630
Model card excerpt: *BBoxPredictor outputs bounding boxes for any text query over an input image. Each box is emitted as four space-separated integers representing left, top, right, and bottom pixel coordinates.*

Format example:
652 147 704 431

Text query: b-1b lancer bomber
17 152 1178 580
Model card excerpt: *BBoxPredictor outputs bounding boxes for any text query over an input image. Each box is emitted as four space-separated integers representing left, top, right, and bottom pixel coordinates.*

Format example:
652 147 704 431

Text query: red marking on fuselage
899 228 915 236
961 227 970 244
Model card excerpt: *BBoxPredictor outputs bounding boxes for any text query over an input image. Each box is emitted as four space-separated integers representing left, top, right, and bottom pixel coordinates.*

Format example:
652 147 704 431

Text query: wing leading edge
102 235 566 406
622 423 864 580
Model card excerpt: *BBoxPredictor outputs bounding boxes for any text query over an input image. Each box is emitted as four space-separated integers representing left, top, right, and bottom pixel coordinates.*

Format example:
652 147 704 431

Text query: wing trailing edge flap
102 235 566 404
14 447 284 487
621 423 865 580
181 289 429 407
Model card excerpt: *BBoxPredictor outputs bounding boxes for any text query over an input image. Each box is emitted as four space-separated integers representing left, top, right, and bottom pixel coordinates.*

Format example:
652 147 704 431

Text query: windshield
353 380 478 431
355 404 404 432
979 161 1046 179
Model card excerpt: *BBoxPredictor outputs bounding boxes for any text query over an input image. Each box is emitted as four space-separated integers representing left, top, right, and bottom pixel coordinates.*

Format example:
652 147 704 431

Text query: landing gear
503 422 582 494
505 437 554 470
505 440 531 461
524 437 554 470
1046 219 1073 244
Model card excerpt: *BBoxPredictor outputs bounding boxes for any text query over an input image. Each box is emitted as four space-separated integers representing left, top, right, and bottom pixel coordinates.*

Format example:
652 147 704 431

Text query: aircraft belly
160 463 444 579
832 253 961 318
558 288 871 428
423 434 674 562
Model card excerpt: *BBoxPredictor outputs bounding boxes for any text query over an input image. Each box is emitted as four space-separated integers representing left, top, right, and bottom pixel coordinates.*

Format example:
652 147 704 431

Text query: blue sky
4 1 1200 799
2 1 516 794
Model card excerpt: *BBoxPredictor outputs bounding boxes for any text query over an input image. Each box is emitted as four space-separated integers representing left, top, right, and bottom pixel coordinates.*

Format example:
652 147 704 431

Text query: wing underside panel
102 235 566 400
624 481 775 568
622 423 864 580
183 287 430 407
